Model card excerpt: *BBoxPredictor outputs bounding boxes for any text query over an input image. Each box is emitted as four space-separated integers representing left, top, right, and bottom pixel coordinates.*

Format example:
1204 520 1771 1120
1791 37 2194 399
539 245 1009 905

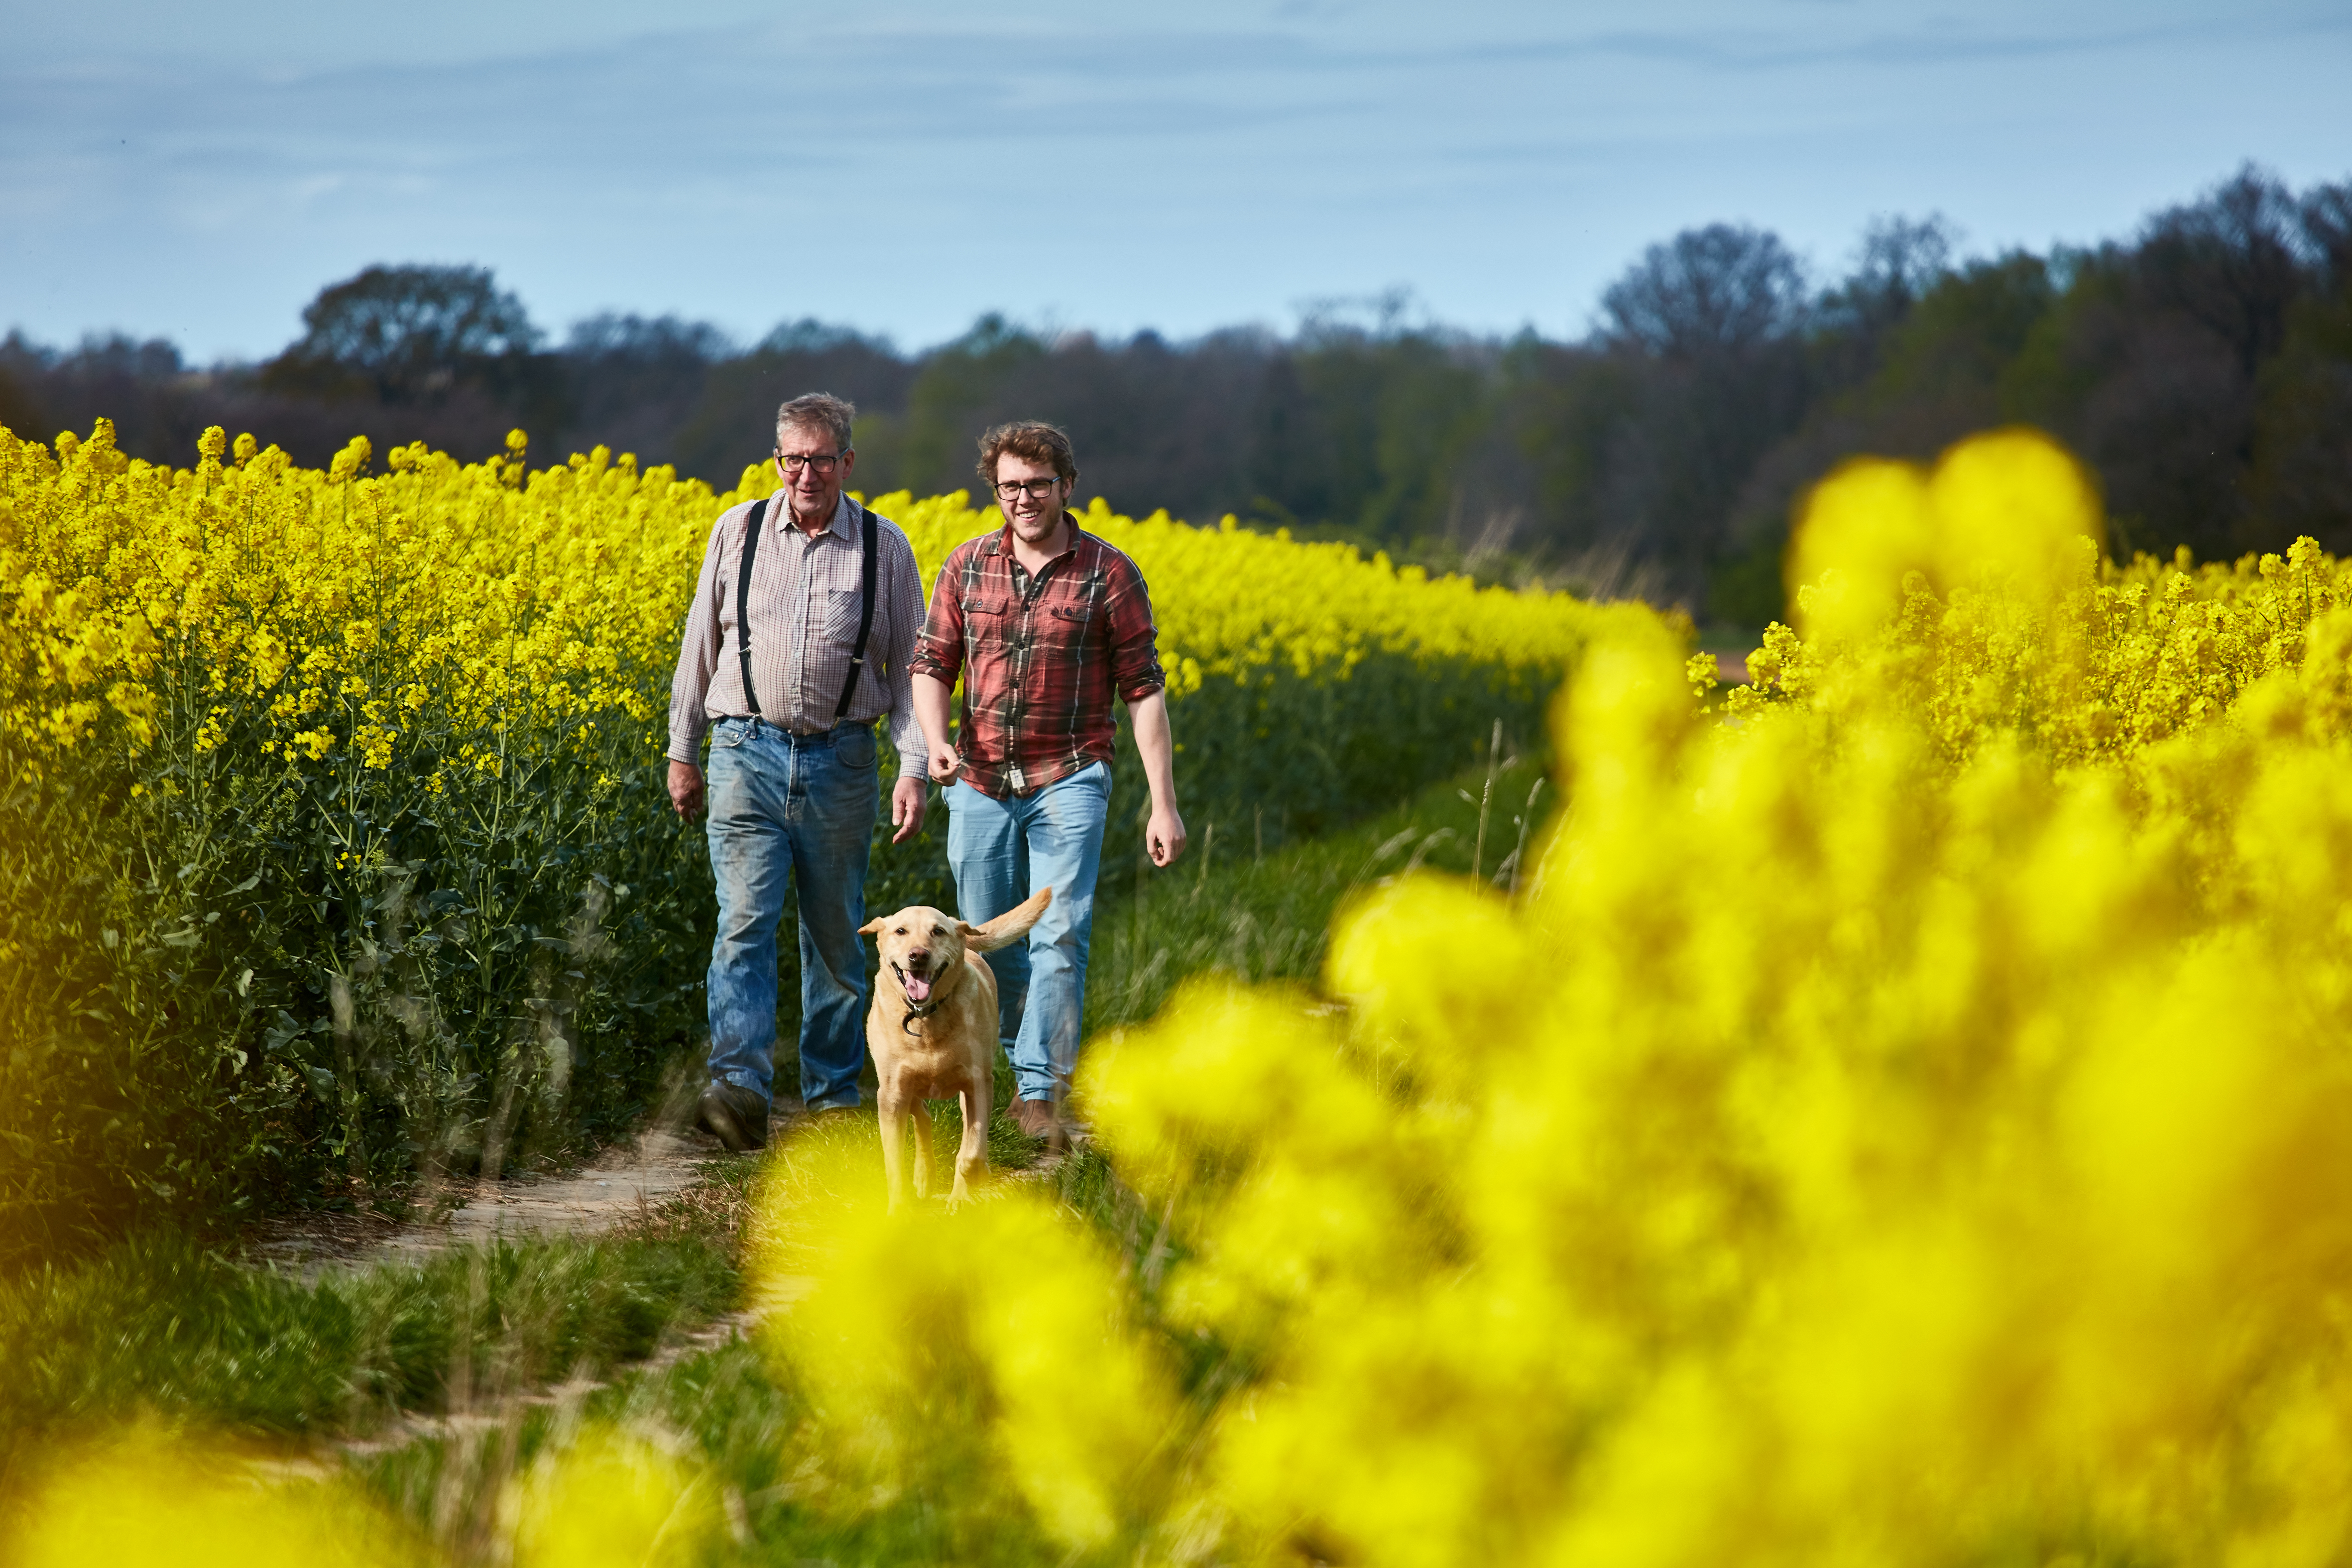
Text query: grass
1088 742 1551 1028
859 742 1551 1223
1 751 1553 1561
0 1180 749 1494
340 1132 1166 1567
326 751 1553 1562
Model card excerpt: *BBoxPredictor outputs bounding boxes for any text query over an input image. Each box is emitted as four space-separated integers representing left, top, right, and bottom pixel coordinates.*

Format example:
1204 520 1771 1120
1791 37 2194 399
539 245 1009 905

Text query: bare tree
2135 164 2309 379
1822 216 1958 341
2302 180 2352 291
1601 224 1809 360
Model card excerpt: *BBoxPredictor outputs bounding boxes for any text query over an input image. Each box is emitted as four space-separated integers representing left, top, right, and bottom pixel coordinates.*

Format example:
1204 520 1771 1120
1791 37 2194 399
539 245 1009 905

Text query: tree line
5 164 2346 628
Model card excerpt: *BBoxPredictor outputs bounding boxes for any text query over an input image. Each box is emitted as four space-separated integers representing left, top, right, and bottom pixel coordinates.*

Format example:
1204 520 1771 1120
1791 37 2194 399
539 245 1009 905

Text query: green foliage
0 1228 737 1486
1258 329 1497 549
1090 749 1551 1029
0 622 715 1272
1866 251 2058 415
0 435 726 1268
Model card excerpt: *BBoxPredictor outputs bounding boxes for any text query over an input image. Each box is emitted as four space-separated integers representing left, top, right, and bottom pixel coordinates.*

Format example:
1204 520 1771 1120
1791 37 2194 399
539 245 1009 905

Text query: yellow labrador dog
858 888 1052 1212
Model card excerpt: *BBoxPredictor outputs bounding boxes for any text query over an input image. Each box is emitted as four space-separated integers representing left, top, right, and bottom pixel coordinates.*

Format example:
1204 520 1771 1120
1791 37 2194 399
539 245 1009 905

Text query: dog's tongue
904 973 934 1004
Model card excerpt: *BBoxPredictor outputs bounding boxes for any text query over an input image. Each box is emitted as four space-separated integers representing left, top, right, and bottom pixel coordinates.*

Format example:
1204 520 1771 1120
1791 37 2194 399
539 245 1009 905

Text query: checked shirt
667 490 927 772
910 518 1165 799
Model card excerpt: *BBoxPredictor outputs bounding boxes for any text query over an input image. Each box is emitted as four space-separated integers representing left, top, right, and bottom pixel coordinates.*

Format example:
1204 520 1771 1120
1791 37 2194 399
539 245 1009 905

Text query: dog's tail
964 887 1052 953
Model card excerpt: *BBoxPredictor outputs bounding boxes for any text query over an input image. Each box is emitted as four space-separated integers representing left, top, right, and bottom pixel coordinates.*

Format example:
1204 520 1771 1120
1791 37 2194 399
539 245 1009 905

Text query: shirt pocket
963 594 1019 655
1040 599 1099 654
823 588 866 647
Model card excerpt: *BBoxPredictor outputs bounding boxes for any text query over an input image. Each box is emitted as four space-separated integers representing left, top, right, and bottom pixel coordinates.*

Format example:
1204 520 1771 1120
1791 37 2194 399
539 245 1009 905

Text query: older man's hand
668 760 705 819
889 773 928 843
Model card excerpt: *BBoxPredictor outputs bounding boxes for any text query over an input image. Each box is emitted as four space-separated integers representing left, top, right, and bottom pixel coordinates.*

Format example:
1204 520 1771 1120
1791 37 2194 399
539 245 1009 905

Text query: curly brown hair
975 420 1077 489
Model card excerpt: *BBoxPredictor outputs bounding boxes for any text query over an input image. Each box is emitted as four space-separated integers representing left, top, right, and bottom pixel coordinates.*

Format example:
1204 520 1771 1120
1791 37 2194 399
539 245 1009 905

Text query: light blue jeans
703 716 877 1111
944 761 1112 1104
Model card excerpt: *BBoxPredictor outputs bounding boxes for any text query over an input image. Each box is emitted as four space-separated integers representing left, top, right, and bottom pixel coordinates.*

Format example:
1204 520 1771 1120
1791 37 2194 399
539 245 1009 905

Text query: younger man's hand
1146 804 1188 868
928 739 962 784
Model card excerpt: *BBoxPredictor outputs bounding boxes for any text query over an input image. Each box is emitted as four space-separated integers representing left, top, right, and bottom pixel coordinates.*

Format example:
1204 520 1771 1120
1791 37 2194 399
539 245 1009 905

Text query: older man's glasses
776 450 842 474
994 477 1063 501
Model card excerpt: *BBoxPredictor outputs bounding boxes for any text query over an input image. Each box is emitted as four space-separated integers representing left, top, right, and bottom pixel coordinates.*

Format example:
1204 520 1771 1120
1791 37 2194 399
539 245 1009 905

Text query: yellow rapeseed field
15 422 2352 1566
0 419 1608 1254
0 427 1605 790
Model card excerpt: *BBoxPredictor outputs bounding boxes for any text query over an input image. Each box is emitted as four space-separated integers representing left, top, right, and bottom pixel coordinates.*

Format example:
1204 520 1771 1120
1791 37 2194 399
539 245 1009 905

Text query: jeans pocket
710 719 749 750
835 725 877 771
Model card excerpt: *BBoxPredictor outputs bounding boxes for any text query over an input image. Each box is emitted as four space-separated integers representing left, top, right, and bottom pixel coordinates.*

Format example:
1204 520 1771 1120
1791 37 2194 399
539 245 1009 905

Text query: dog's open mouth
894 963 935 1005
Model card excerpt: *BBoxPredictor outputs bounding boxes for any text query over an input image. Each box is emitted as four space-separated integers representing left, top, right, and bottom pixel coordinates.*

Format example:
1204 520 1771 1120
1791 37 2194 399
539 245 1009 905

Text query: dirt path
379 1128 720 1261
233 1115 1066 1489
243 1123 733 1276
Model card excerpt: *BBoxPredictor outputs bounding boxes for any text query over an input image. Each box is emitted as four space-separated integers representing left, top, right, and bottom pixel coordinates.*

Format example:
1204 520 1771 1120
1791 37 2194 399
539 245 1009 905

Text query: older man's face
774 422 854 526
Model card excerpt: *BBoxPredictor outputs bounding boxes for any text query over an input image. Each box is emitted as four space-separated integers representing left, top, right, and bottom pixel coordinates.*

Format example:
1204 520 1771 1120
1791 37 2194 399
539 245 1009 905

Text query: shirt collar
986 512 1083 564
768 488 857 542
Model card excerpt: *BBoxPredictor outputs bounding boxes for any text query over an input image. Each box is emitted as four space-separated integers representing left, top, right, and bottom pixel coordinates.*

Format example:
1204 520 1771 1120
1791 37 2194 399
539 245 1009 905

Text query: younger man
909 422 1186 1142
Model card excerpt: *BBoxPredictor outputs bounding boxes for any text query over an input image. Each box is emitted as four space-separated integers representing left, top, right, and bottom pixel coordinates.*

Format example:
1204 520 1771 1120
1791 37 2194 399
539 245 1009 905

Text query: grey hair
775 392 856 453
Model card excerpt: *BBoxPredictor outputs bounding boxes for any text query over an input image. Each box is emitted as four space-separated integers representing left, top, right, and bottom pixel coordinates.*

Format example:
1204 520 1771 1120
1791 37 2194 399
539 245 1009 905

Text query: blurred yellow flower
4 1427 425 1568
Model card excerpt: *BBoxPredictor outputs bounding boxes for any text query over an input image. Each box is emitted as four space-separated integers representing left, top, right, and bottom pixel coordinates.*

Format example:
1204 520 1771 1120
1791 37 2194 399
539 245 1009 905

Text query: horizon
6 0 2348 362
6 165 2336 371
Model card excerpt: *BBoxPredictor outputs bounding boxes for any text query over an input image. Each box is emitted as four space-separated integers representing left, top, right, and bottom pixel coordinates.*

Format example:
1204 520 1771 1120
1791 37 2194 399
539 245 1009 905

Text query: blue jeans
944 761 1112 1104
704 716 878 1111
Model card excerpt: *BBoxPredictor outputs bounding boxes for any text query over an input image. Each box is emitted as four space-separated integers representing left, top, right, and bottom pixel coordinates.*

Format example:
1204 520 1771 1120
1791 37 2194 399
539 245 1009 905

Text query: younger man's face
994 451 1069 546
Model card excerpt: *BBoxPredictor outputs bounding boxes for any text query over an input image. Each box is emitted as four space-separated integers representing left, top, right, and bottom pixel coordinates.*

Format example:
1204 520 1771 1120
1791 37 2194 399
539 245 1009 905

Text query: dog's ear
857 917 884 936
953 920 978 945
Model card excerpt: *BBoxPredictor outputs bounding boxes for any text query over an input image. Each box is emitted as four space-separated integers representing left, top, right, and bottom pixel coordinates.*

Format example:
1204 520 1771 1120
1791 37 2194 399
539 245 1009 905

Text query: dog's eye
893 926 907 935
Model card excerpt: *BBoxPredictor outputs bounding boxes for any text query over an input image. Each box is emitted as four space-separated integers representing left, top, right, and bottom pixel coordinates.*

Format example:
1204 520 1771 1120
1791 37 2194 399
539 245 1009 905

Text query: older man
667 393 928 1151
911 420 1187 1147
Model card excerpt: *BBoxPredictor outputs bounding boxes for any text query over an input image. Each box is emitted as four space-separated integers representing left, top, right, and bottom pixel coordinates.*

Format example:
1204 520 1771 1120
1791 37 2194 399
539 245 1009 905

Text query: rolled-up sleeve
910 544 970 685
666 518 728 765
1104 558 1165 702
880 528 929 775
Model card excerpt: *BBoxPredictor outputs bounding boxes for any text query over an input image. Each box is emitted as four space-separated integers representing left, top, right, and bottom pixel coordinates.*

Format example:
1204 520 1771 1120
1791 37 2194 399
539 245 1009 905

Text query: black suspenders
838 504 879 719
735 499 768 715
733 500 880 724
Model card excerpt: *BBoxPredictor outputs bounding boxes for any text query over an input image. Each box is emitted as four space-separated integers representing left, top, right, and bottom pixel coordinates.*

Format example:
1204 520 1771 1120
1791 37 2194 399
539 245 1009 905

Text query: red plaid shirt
911 519 1165 799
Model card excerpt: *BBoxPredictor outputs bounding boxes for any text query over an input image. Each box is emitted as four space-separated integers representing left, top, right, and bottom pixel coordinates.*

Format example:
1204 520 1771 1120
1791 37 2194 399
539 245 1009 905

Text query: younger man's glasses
994 477 1063 501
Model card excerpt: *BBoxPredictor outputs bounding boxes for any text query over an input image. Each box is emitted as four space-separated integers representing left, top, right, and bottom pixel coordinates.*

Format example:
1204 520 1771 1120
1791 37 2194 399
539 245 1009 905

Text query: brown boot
1013 1096 1071 1153
696 1081 770 1153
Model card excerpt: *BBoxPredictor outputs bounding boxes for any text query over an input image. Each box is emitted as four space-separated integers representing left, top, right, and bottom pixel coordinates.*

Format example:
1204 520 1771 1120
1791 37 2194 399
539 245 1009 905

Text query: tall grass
0 1228 739 1481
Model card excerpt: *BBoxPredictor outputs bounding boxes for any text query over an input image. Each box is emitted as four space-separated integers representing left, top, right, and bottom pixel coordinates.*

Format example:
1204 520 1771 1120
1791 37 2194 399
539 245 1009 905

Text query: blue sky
4 0 2347 361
